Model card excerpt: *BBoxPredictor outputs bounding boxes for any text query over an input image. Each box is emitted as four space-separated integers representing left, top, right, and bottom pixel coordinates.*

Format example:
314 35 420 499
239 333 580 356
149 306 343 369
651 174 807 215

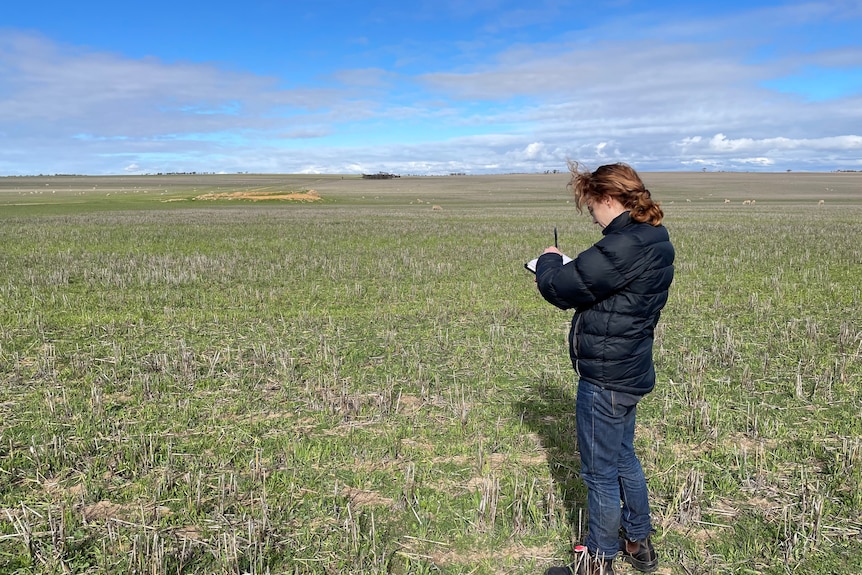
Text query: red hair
568 161 664 226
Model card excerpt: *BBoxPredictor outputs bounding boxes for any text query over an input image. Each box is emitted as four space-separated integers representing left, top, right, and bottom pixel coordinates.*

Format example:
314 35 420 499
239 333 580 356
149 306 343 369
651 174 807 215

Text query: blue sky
1 0 861 175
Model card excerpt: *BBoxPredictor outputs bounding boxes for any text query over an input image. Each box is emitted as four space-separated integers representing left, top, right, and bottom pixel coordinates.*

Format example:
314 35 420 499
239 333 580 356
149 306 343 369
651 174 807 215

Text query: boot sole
620 555 658 573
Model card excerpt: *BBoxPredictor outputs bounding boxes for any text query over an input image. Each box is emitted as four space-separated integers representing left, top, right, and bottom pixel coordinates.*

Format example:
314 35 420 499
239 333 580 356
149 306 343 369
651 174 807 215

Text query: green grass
1 172 861 574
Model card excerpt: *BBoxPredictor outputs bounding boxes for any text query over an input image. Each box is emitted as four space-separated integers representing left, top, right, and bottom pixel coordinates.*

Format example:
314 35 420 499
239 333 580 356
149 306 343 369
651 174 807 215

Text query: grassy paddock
1 172 861 574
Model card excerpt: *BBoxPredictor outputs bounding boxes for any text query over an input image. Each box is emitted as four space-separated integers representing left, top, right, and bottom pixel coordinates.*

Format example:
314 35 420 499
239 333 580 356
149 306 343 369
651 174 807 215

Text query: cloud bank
1 1 861 175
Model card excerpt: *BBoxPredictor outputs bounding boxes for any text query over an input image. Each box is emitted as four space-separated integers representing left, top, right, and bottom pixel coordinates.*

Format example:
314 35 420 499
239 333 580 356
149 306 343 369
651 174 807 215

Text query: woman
536 162 674 575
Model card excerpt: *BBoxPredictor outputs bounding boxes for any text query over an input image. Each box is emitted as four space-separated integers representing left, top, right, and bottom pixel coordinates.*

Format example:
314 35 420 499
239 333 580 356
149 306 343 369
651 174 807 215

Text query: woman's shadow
515 378 587 530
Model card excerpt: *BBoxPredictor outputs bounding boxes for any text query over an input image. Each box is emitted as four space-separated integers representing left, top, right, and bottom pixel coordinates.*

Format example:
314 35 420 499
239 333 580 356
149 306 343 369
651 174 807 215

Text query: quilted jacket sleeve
535 237 631 311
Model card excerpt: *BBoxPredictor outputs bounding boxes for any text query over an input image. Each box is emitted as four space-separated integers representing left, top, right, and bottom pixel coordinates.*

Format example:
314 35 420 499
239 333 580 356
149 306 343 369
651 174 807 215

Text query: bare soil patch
338 485 395 509
193 189 321 202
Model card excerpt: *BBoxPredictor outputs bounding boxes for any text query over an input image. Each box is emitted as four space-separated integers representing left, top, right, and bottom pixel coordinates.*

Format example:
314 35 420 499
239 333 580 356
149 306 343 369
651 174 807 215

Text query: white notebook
524 253 572 274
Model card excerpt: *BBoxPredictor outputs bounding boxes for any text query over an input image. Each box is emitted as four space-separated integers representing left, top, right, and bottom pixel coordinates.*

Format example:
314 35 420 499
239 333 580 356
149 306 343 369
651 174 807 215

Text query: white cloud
736 157 775 166
676 133 862 154
0 31 342 132
522 142 544 160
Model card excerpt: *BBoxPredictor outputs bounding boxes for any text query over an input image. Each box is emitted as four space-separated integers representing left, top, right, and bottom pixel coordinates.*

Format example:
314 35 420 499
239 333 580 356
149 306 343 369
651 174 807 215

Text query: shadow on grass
515 379 587 532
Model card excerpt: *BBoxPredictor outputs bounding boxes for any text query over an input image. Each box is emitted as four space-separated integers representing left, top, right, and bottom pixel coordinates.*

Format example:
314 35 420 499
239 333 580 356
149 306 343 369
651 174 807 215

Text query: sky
1 0 861 175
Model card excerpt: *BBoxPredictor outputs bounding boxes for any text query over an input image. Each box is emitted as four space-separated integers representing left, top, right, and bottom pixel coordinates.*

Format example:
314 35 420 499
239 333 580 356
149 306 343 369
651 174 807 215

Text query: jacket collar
602 211 632 235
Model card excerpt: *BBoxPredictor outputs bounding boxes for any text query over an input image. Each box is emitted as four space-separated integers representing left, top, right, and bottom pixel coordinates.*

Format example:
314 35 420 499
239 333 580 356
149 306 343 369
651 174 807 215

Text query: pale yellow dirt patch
338 485 395 509
194 189 321 201
174 526 204 541
78 499 171 522
80 500 125 521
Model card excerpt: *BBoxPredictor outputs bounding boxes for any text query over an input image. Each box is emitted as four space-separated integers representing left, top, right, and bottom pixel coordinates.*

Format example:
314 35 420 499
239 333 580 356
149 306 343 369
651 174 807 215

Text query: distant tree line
153 172 219 176
362 172 400 179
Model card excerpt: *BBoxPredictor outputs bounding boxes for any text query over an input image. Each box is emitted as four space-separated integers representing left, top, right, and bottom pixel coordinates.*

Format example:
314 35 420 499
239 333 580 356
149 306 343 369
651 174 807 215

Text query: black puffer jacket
536 212 675 395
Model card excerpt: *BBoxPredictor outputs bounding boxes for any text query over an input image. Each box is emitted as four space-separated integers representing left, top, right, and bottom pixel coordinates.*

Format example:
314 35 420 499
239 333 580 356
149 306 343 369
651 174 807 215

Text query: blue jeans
576 380 652 557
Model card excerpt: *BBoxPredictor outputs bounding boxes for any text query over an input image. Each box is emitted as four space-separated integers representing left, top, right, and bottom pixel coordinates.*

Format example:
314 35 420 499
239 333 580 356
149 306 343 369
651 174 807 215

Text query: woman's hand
542 246 562 255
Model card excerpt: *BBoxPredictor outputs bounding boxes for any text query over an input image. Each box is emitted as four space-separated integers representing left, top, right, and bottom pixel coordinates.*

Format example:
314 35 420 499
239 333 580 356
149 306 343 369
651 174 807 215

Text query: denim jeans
576 379 652 557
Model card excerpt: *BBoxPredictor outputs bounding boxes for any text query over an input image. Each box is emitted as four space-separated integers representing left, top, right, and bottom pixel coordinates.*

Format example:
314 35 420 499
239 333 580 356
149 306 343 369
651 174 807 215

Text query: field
1 171 861 574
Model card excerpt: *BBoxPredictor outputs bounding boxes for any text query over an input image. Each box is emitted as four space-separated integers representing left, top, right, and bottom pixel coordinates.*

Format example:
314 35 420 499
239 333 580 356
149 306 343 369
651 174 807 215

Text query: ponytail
630 187 664 226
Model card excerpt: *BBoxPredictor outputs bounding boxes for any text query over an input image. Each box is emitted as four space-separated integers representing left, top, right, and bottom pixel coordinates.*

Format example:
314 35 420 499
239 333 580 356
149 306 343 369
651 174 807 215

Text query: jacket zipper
571 313 583 376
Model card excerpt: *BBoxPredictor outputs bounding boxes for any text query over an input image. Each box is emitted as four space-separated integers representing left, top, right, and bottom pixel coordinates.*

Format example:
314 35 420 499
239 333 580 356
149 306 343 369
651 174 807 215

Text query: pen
554 226 558 248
